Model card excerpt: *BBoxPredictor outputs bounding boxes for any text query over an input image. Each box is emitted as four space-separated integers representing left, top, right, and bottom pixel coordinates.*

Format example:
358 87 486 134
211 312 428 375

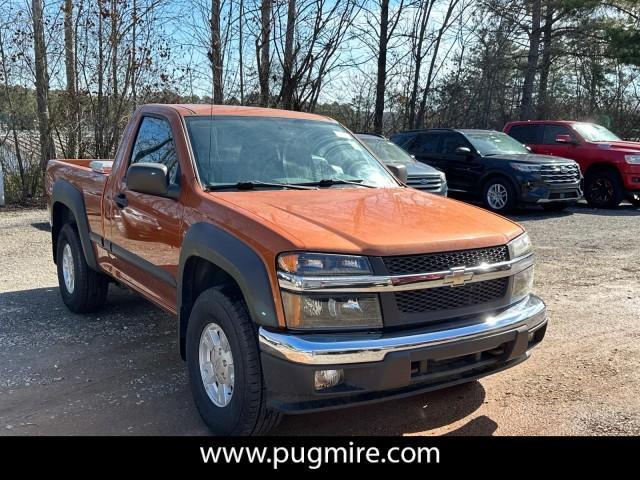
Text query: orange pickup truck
45 104 547 435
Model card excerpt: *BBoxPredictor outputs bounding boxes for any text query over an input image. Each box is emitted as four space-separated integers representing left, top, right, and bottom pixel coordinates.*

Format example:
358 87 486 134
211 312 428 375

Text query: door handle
114 192 128 209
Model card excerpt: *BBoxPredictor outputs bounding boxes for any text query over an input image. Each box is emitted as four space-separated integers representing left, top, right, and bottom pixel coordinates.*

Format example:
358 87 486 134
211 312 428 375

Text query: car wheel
628 193 640 208
186 286 281 435
585 170 623 208
542 202 570 212
482 177 516 213
56 223 109 313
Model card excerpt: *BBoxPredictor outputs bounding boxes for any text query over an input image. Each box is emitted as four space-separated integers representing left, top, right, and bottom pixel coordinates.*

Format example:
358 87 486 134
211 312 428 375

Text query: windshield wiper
295 178 376 188
205 181 317 191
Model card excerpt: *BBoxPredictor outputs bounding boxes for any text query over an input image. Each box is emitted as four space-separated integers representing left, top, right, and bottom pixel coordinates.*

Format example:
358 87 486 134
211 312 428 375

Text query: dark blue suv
390 129 583 213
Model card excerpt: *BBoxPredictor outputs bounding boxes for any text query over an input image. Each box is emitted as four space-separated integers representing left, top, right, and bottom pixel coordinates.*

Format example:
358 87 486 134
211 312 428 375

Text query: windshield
572 123 621 142
185 116 398 188
465 131 529 155
359 136 415 165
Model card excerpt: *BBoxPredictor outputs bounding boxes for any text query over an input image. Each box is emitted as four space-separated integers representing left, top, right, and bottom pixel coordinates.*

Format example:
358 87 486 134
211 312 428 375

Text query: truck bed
45 159 113 239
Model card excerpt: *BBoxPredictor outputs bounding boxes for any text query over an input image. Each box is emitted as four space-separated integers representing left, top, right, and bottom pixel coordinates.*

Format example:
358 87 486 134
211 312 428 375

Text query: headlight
511 163 542 172
625 154 640 164
277 252 383 329
507 232 532 258
281 291 382 330
512 266 534 301
277 252 372 276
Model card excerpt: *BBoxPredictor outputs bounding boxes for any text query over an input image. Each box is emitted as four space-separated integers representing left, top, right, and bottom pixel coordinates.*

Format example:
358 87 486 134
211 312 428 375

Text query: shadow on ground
1 285 490 436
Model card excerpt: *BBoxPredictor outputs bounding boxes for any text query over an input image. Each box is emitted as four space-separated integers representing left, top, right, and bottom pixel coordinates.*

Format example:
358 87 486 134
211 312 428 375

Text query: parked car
504 120 640 208
390 128 583 213
46 104 547 435
356 133 447 196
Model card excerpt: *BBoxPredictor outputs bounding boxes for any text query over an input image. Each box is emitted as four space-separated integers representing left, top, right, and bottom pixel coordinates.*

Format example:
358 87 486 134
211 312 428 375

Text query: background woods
1 0 639 203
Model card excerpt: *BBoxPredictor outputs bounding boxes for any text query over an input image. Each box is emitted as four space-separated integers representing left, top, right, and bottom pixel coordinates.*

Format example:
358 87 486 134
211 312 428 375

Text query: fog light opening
314 369 344 390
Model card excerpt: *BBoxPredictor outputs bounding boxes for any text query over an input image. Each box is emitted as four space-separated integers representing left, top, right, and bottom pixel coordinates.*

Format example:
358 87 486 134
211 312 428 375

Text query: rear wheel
56 223 109 313
585 170 623 208
482 177 517 213
186 287 281 435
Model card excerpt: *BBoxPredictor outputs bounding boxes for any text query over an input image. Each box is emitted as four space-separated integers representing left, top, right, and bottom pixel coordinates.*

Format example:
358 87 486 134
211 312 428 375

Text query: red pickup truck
45 104 547 435
504 120 640 208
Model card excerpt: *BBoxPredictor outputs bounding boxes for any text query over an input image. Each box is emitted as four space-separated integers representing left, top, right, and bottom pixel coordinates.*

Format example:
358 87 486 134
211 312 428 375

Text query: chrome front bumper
259 294 547 365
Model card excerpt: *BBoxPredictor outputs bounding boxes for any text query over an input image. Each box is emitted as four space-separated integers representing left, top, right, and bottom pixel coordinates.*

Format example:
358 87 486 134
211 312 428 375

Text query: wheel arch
584 162 621 180
479 171 520 198
178 223 279 360
50 180 99 271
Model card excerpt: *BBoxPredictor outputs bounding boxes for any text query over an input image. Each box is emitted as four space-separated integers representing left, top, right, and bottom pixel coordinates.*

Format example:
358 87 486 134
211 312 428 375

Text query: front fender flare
177 223 279 356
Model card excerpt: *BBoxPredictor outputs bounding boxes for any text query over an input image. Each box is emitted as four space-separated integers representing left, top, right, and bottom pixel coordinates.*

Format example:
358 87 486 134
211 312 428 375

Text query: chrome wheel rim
199 322 234 407
62 244 75 294
487 183 508 210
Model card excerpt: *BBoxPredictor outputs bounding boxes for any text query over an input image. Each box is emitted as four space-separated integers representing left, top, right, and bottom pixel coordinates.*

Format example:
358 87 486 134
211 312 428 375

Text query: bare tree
63 0 78 158
373 0 406 134
31 0 56 172
257 0 272 106
209 0 224 103
519 0 542 119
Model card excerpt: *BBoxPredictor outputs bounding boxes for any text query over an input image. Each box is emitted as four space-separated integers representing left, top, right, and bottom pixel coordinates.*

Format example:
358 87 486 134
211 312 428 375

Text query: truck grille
383 245 509 276
395 278 509 313
406 173 443 192
540 164 580 184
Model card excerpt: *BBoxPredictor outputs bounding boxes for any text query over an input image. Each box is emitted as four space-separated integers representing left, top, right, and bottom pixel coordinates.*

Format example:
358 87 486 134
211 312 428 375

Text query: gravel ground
0 204 639 436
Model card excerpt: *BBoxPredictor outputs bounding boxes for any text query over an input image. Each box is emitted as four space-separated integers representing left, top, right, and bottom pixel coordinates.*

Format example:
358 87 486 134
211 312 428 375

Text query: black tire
542 202 570 212
628 193 640 208
56 223 109 313
584 169 624 209
482 177 517 214
186 287 281 435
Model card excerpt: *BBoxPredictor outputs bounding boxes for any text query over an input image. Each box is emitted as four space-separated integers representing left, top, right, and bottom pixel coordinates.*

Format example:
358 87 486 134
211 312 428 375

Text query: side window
130 117 179 184
439 133 470 155
508 124 539 144
412 133 440 154
542 124 575 145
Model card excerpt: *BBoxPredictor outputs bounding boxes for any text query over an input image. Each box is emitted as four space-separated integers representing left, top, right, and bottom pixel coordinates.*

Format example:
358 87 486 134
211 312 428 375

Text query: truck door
104 114 184 313
538 124 580 160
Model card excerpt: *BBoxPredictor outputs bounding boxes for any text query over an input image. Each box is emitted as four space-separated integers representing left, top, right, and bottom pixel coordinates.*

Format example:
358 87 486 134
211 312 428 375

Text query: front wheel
585 170 623 208
186 287 281 435
482 177 517 213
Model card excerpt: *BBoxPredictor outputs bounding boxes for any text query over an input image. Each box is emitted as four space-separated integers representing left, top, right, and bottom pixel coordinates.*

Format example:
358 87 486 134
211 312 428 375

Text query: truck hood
210 187 523 256
488 153 576 164
591 140 640 154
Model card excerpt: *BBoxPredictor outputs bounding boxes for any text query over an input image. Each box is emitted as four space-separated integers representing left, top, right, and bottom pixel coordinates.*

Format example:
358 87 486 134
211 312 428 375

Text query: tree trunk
239 0 245 105
64 0 78 158
373 0 390 134
209 0 224 103
416 0 458 128
280 0 297 110
31 0 56 175
519 0 542 120
407 0 434 129
536 2 554 119
257 0 272 107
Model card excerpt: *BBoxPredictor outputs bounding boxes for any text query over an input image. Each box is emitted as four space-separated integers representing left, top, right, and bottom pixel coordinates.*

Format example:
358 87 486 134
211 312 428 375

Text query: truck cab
504 120 640 208
46 104 547 435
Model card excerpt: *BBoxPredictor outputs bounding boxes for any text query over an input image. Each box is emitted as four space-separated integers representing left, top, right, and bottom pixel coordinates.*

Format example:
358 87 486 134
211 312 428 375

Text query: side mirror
455 146 472 156
555 134 574 144
127 162 179 199
387 164 408 184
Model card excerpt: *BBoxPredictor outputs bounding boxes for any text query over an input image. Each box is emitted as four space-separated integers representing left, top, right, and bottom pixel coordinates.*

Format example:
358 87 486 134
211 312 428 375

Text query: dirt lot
1 204 639 435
